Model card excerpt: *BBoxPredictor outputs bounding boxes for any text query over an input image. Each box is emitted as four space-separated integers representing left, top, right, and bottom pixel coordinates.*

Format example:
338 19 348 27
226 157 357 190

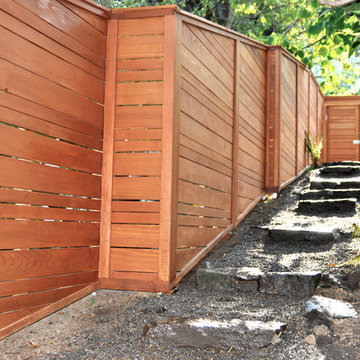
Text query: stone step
196 267 262 293
268 226 337 243
259 271 321 296
320 165 360 177
148 317 287 351
310 179 360 190
323 161 360 167
300 189 360 200
196 267 321 296
297 198 357 215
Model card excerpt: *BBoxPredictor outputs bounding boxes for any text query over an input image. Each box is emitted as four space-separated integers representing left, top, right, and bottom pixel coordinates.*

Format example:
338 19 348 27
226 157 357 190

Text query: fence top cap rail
110 4 179 18
324 95 360 101
110 4 267 50
65 0 110 18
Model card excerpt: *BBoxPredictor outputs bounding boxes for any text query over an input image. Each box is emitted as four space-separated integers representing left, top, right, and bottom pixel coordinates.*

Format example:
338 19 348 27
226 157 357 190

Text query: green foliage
305 131 324 167
338 224 360 267
353 224 360 239
94 0 360 95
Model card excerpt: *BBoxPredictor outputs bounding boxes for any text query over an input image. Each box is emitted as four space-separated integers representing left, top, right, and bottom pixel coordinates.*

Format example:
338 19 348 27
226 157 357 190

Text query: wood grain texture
0 187 100 210
0 272 98 298
2 1 105 68
99 18 118 280
111 224 159 248
116 82 163 105
112 177 161 200
117 36 164 59
0 220 99 250
110 248 159 273
0 247 99 282
14 0 106 56
0 156 101 198
326 105 359 161
0 123 102 174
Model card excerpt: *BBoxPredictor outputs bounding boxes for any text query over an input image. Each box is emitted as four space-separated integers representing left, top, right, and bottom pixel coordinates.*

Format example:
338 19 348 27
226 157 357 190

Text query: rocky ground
1 166 360 360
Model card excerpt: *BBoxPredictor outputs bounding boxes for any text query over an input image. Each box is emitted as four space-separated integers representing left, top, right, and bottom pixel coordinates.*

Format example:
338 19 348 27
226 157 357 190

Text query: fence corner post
99 18 118 281
159 14 181 289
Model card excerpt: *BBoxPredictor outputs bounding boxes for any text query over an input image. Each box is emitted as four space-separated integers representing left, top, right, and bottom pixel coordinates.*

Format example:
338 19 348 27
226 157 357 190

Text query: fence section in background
324 97 360 162
0 0 108 339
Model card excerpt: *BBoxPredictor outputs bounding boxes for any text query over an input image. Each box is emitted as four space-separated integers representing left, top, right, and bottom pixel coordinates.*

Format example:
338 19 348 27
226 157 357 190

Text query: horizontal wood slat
113 153 161 176
116 82 163 105
0 272 98 298
1 59 103 128
117 17 164 36
0 187 100 210
14 0 106 56
0 204 100 222
112 177 161 200
110 248 158 273
0 156 101 198
0 220 99 250
0 123 102 174
117 36 164 59
1 93 103 141
111 224 159 248
0 247 99 282
115 106 162 128
0 284 90 314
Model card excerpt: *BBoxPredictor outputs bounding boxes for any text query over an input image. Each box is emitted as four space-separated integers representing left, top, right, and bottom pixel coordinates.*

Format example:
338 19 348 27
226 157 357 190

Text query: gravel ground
1 169 360 360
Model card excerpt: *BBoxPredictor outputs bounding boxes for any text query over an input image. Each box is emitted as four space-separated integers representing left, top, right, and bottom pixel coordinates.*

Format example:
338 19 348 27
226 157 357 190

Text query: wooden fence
0 0 108 339
0 1 343 339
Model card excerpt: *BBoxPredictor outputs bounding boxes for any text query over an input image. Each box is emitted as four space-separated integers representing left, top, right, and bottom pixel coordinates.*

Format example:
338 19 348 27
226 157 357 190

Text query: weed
305 131 325 167
339 224 360 267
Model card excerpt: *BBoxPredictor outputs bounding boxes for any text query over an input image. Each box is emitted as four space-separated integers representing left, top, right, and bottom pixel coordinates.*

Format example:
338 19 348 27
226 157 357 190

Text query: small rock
148 317 286 351
305 334 316 345
259 271 321 297
304 308 333 327
321 274 343 288
305 296 358 319
347 265 360 290
141 306 168 315
313 325 331 337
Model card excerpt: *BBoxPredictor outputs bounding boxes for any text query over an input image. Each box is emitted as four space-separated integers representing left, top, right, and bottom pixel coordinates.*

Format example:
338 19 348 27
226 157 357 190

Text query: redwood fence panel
324 96 360 161
0 0 108 339
1 1 349 340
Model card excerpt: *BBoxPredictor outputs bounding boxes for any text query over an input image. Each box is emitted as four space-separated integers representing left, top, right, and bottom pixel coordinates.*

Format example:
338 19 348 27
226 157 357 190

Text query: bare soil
1 170 360 360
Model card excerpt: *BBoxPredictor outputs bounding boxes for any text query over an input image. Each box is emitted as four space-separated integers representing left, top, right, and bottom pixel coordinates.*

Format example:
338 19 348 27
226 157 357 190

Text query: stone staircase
146 162 360 357
298 162 360 215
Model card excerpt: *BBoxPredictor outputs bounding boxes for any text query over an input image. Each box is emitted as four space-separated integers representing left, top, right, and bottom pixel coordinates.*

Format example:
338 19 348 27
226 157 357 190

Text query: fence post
99 18 118 280
307 70 311 166
295 63 299 175
231 39 240 225
159 14 181 289
265 46 281 192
